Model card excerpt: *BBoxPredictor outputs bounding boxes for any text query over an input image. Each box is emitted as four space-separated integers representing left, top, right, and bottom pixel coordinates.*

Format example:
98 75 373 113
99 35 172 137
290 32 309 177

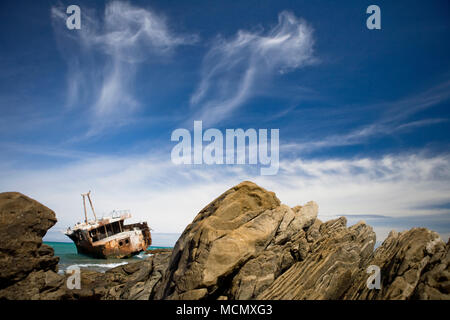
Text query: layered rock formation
343 228 449 300
257 218 375 299
71 250 172 300
152 181 448 300
0 184 449 300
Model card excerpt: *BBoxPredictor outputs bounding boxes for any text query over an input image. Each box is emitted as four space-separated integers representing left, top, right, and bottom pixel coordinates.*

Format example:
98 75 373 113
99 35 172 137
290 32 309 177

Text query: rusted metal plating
65 192 152 259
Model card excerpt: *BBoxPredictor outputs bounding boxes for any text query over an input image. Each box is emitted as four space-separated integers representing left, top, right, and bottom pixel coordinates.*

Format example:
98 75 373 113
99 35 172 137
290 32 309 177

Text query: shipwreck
65 191 152 259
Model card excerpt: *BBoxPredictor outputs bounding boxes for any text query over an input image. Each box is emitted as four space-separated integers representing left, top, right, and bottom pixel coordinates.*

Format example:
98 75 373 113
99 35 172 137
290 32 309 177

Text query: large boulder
153 181 319 299
0 192 59 289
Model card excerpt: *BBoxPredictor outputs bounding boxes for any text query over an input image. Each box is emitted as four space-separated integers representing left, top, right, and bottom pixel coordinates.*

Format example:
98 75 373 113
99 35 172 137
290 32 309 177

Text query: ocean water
45 242 172 274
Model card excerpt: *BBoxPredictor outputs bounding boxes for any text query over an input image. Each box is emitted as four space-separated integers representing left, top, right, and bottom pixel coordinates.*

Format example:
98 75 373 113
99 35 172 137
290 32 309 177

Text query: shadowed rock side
0 250 172 300
257 218 376 299
228 202 319 299
0 192 59 291
73 251 172 300
343 228 450 300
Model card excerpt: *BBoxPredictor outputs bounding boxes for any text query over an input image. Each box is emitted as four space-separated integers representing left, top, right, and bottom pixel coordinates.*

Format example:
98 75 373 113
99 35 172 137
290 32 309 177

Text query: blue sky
0 0 449 244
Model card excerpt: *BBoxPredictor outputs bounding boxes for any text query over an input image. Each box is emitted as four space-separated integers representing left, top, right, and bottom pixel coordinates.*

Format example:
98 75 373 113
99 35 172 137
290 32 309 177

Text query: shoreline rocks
343 228 449 300
151 181 448 300
0 192 61 298
0 183 449 300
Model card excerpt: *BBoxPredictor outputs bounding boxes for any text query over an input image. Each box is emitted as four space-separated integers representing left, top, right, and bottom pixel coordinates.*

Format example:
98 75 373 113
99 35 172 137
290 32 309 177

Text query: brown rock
107 251 172 300
344 228 449 300
0 192 58 289
412 239 449 300
257 218 376 299
63 250 173 300
1 186 448 301
0 269 71 300
154 181 285 299
153 181 319 300
229 203 318 299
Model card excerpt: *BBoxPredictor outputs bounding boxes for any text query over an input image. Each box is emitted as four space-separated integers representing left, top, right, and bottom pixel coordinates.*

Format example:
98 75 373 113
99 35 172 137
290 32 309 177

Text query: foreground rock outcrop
154 181 286 299
0 192 61 297
0 184 448 300
152 181 449 300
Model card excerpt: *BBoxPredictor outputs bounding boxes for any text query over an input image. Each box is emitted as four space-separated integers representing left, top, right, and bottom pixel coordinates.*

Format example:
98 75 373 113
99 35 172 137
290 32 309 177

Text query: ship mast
82 193 88 223
81 191 97 223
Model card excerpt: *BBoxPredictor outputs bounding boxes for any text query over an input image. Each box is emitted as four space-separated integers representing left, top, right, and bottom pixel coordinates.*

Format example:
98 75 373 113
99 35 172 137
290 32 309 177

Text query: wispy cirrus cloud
282 80 450 153
51 1 198 136
190 11 317 125
382 80 450 122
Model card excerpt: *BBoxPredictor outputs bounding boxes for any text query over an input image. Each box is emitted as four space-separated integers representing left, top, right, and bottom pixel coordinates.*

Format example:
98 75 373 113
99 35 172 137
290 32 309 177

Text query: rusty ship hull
66 213 152 259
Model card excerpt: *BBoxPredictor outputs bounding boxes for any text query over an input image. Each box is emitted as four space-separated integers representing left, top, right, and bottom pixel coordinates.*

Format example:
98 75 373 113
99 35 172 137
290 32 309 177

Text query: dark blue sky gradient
1 1 449 166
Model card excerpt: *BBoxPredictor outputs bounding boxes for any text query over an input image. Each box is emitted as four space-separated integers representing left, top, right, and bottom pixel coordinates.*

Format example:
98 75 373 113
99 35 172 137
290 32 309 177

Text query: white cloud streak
51 1 197 136
1 149 449 243
190 11 316 125
282 81 450 153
